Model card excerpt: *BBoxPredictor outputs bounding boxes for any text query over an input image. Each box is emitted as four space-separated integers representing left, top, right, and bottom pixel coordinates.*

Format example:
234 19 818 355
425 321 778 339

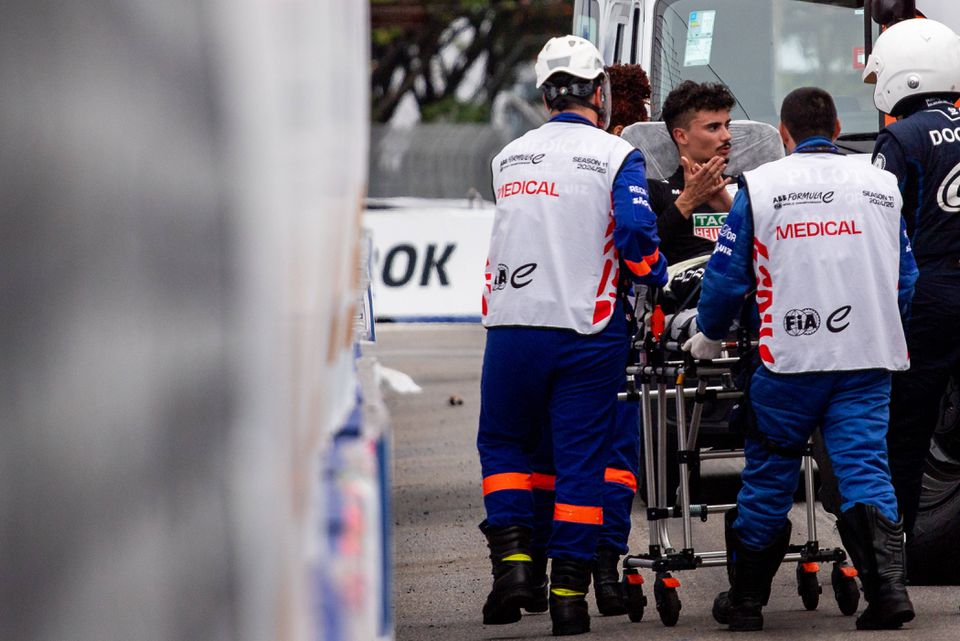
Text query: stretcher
614 299 861 626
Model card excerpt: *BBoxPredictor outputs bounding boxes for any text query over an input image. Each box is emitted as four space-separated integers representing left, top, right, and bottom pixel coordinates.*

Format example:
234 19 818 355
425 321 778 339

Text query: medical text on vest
496 180 560 200
775 220 862 240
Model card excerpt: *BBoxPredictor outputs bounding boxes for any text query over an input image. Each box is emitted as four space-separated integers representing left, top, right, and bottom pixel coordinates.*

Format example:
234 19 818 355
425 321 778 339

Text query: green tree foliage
370 1 570 123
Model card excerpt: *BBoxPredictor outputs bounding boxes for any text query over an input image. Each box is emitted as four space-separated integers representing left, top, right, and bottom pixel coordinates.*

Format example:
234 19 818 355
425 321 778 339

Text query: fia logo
783 308 820 336
493 264 508 291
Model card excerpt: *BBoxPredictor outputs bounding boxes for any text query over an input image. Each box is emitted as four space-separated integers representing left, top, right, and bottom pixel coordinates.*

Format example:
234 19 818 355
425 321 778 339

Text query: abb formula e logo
499 152 546 169
772 191 834 209
937 160 960 214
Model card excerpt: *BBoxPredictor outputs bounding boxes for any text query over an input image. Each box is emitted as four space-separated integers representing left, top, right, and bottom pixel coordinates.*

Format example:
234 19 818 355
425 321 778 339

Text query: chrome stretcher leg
796 446 822 608
675 374 692 551
640 380 658 550
804 449 818 543
656 382 673 552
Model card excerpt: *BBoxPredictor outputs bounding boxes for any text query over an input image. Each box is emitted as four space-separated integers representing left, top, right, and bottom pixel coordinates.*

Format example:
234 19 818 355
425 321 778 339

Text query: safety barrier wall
1 1 388 640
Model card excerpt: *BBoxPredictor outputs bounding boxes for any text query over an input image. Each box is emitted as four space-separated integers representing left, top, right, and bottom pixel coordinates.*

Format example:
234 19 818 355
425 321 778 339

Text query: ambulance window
631 8 641 63
574 0 602 44
614 23 625 62
650 0 878 134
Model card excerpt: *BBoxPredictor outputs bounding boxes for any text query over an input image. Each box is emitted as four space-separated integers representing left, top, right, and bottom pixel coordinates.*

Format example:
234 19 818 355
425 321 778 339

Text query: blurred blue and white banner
365 198 494 321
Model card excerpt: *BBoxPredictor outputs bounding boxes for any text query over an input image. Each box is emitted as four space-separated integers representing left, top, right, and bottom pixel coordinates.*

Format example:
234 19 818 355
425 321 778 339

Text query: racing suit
479 112 668 561
874 97 960 537
695 138 918 549
648 166 728 264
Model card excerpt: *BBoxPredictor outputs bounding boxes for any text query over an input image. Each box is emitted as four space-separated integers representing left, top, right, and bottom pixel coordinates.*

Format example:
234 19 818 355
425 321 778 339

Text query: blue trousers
478 307 628 561
529 394 640 557
599 397 640 554
735 366 899 550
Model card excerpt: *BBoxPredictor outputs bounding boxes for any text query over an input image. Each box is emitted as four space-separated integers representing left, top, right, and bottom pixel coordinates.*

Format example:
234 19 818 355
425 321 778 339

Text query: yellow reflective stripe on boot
551 588 586 597
501 553 532 562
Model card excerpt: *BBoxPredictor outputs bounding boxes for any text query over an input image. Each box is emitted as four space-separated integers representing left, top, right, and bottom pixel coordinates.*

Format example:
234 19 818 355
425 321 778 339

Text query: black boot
837 504 914 630
525 549 549 613
592 546 627 616
479 521 538 625
712 509 791 631
713 509 791 624
713 508 741 624
549 558 592 636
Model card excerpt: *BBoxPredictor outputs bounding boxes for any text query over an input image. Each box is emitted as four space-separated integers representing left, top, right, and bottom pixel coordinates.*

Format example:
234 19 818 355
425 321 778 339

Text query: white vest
482 120 636 334
744 152 908 373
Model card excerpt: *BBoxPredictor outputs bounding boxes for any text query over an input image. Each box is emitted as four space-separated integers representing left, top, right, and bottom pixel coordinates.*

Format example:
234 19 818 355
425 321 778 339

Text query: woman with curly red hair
606 63 652 135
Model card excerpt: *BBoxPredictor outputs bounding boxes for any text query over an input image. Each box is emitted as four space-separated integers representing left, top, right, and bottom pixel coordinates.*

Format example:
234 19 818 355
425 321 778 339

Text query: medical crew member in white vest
477 35 667 637
683 87 918 631
522 63 656 621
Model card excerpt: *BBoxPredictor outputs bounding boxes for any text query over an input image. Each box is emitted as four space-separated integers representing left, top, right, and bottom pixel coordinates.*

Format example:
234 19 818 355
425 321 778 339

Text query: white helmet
535 35 605 87
863 18 960 115
535 35 612 129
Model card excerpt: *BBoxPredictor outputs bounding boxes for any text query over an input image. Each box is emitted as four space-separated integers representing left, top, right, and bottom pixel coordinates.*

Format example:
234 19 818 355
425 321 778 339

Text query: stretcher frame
615 337 861 626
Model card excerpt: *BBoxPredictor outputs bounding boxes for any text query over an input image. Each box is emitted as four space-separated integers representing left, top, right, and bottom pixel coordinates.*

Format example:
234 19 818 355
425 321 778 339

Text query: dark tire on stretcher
653 573 681 627
795 564 821 611
622 569 646 623
831 562 860 616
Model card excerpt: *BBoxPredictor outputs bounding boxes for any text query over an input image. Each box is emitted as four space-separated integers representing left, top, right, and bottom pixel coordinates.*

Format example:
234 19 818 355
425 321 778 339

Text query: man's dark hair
542 72 601 113
606 64 651 129
780 87 837 143
660 80 735 138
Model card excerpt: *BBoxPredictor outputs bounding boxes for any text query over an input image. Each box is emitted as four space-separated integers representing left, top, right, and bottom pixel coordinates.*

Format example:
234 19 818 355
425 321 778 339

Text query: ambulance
575 0 957 152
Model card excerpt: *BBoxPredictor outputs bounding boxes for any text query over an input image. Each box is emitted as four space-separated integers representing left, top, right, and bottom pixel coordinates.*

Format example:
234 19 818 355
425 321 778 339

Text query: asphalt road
368 323 960 641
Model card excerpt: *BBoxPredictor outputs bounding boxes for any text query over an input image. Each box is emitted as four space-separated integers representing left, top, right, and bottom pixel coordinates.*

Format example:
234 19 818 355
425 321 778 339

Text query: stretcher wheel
654 573 682 627
622 568 647 622
795 563 821 611
831 562 860 616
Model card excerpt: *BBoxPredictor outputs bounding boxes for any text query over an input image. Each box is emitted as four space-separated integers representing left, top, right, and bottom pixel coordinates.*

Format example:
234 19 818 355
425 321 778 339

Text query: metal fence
369 123 513 201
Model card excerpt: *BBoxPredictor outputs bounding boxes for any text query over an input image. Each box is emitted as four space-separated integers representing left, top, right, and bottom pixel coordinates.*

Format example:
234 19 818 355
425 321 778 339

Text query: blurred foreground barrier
0 1 385 640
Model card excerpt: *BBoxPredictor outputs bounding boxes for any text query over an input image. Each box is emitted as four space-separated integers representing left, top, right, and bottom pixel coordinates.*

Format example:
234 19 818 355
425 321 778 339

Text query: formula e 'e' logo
936 160 960 213
821 191 835 204
826 305 852 333
783 308 820 336
510 263 537 288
